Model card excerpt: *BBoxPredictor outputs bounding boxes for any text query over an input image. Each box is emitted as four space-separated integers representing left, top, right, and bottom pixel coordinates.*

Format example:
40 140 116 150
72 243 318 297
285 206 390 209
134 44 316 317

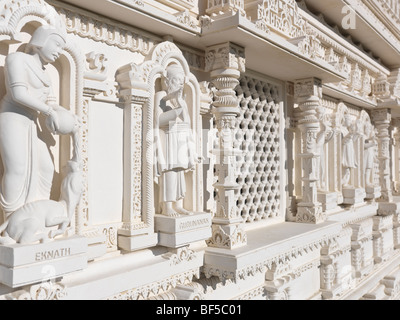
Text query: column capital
372 108 391 124
294 77 322 100
205 42 245 74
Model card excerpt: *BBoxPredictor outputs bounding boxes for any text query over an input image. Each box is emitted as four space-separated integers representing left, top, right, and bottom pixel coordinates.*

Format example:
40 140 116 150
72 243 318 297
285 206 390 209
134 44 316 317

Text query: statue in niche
154 63 200 217
0 25 82 243
316 107 334 191
341 114 358 187
363 122 377 187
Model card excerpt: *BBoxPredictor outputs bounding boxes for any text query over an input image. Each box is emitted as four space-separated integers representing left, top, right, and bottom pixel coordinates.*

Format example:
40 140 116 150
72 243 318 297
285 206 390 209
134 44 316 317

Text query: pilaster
117 89 158 251
294 78 325 224
115 64 158 251
205 42 247 249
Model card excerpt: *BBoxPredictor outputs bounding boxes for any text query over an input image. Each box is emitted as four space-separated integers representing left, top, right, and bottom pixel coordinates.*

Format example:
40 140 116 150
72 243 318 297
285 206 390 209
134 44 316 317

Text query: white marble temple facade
0 0 399 300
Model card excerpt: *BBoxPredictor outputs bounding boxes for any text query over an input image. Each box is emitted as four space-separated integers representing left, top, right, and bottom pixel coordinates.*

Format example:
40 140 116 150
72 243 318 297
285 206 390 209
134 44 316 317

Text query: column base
342 187 366 205
206 223 247 250
83 229 107 261
118 233 158 252
0 236 87 288
365 186 381 200
317 192 337 211
296 204 325 224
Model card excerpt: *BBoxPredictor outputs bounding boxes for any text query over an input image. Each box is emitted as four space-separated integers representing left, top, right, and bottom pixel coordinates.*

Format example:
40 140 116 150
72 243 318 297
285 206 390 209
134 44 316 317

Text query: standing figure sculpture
341 114 358 187
154 63 199 217
364 122 377 187
0 25 80 227
316 107 334 191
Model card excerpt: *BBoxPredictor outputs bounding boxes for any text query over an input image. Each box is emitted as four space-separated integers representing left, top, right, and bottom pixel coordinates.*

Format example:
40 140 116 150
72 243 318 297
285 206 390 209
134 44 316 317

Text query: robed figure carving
341 114 358 187
364 122 377 187
0 25 82 244
154 63 200 217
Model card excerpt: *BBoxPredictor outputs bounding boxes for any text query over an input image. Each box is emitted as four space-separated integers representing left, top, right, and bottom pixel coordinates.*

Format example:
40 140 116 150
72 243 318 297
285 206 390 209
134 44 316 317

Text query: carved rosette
294 78 324 224
206 42 247 249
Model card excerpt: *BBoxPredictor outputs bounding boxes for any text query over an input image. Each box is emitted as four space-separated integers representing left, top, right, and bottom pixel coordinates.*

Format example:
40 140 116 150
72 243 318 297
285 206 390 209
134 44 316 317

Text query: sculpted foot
174 205 193 216
162 202 180 217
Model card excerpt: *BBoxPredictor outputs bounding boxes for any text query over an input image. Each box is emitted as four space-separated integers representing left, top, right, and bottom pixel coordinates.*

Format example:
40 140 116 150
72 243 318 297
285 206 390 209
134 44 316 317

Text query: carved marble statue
316 107 334 191
341 114 358 187
0 160 83 244
154 63 199 217
0 25 81 243
364 122 377 187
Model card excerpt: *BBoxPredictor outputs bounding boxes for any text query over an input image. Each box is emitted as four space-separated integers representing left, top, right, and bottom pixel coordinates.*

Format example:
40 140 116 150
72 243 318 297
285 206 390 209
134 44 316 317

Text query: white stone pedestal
155 213 212 248
0 236 87 288
318 192 337 211
365 186 381 200
118 227 158 252
342 187 366 205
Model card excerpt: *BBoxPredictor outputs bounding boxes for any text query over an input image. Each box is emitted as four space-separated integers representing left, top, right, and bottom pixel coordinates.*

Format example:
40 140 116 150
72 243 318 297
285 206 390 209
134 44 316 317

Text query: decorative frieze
248 0 306 39
54 5 157 56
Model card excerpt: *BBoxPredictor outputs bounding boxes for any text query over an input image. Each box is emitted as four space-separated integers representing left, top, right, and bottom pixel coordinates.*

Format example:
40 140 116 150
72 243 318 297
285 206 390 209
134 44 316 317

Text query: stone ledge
203 220 342 282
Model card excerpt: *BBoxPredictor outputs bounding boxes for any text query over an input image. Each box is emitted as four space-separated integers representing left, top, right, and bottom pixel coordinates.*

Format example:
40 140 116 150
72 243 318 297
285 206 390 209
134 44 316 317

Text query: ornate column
392 119 400 195
294 78 325 224
372 109 393 203
205 42 247 249
115 65 158 252
371 109 398 264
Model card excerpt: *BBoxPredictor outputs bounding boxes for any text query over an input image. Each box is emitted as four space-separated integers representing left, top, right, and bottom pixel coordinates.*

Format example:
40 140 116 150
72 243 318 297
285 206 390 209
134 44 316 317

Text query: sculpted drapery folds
341 113 359 187
0 24 82 244
315 106 334 191
154 63 200 217
364 121 378 187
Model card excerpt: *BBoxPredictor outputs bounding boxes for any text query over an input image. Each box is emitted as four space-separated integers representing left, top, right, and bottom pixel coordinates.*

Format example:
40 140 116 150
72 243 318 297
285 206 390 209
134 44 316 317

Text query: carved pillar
294 78 324 224
372 109 393 203
320 227 352 299
392 119 400 195
205 42 247 249
371 109 399 259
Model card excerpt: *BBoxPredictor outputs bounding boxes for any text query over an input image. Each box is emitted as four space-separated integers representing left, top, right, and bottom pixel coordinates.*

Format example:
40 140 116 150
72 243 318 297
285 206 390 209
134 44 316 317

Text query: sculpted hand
46 108 60 134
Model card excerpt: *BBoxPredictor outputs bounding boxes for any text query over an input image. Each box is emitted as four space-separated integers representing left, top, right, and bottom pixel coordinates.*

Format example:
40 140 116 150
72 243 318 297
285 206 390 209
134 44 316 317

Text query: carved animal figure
0 161 83 245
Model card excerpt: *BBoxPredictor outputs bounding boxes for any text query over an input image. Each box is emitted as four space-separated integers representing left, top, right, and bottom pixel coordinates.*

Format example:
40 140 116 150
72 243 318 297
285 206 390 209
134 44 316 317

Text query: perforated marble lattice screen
234 75 282 223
